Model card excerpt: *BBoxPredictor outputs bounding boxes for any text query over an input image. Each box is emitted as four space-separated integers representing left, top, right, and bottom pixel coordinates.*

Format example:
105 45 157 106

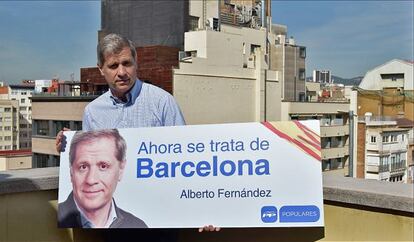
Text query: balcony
321 146 349 160
0 168 413 241
320 125 349 137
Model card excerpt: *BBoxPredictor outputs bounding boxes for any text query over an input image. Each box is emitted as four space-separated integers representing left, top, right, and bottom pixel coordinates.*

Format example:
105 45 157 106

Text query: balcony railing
32 91 105 97
358 116 396 122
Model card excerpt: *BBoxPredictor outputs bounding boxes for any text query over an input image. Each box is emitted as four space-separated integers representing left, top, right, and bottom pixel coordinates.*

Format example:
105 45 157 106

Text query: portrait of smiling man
58 129 147 228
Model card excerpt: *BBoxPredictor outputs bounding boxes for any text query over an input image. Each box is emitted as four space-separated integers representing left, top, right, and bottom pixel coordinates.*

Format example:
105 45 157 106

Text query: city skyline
0 1 412 84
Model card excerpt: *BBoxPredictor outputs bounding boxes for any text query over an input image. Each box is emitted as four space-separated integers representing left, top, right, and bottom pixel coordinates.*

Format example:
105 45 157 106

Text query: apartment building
350 59 413 182
359 113 410 182
280 102 351 172
0 82 34 150
172 17 350 172
8 84 34 149
0 100 19 151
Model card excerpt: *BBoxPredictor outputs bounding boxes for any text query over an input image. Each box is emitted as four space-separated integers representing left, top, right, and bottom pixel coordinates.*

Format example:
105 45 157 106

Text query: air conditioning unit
208 17 219 31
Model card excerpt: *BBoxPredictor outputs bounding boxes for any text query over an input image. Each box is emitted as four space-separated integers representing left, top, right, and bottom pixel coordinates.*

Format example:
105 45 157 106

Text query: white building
0 84 34 150
8 85 34 149
0 100 19 150
34 80 52 94
313 70 332 84
362 113 409 183
359 59 413 90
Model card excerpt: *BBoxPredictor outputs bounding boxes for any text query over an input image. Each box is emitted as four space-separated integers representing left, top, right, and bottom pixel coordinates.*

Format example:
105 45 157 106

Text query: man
56 33 219 235
58 129 147 228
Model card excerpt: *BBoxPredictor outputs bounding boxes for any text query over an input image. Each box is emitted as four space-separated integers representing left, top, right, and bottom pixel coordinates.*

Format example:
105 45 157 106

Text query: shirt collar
109 79 143 106
74 198 118 228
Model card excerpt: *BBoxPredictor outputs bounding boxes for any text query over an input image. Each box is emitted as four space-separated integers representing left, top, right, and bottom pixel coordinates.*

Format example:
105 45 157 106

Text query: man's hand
198 225 221 232
56 127 71 153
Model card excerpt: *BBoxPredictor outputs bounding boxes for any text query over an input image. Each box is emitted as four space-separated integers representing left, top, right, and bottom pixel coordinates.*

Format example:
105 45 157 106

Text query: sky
272 1 414 78
0 1 412 84
0 1 100 84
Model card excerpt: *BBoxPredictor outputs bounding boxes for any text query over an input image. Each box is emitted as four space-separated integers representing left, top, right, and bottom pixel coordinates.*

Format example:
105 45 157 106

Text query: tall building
270 24 306 102
313 70 332 84
8 84 34 149
0 100 19 151
100 0 189 49
100 0 269 48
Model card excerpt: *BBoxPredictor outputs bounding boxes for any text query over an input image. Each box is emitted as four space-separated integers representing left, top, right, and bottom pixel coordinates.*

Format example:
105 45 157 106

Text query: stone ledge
1 167 413 214
0 167 59 195
323 172 414 213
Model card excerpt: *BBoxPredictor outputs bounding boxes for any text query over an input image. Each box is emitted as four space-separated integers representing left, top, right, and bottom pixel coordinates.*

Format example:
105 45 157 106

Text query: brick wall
357 122 366 178
0 86 8 94
136 46 179 94
80 46 179 94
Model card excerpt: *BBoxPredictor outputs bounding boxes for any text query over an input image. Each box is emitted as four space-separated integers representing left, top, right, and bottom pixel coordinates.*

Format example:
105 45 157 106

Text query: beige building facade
0 150 32 171
174 26 281 125
31 96 91 168
270 24 306 102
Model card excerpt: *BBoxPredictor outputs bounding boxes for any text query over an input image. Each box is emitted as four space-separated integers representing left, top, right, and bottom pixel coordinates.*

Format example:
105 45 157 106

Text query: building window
299 69 306 80
391 135 397 142
299 47 306 58
298 92 305 102
250 44 261 55
4 108 11 112
4 126 11 131
370 136 376 143
19 124 27 128
36 120 49 136
19 107 26 111
5 145 11 150
54 121 70 137
188 15 199 31
33 153 49 168
20 98 25 104
402 134 405 141
74 121 82 131
21 92 27 95
382 135 389 143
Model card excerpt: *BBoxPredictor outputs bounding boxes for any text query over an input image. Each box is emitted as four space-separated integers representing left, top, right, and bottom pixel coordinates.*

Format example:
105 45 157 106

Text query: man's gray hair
69 129 127 166
97 33 137 67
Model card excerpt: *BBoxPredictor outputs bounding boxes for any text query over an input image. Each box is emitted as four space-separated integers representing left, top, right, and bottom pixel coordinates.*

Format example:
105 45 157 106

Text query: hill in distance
306 75 363 86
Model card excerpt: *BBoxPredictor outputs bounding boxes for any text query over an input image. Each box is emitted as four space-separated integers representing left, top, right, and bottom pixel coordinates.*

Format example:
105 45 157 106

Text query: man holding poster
58 129 147 228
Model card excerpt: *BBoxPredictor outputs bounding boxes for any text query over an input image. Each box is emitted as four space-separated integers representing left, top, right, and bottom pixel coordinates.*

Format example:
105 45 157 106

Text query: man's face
99 47 137 99
70 137 125 213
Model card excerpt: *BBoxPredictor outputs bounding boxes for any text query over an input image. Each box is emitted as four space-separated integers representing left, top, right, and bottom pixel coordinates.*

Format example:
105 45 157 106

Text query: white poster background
58 121 324 228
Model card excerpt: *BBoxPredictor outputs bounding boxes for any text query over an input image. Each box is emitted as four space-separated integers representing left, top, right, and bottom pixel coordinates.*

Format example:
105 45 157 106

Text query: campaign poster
58 121 324 228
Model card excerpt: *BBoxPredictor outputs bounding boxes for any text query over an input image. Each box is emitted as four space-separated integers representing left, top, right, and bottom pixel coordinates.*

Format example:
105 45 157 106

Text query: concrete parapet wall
0 168 413 242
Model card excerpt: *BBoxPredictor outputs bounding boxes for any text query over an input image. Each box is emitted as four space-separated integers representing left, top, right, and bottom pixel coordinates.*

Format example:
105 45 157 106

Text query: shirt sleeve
82 106 92 131
161 94 186 126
